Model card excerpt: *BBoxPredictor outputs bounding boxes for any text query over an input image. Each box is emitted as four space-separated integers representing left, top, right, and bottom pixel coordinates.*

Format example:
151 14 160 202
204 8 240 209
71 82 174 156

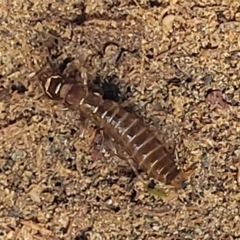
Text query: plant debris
205 90 230 110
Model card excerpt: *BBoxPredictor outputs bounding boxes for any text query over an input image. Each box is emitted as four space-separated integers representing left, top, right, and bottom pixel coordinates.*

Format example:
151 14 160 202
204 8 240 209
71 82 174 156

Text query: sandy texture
1 0 240 239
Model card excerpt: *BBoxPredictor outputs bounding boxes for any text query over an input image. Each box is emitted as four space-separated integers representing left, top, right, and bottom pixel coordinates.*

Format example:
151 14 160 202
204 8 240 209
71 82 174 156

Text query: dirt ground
0 0 240 239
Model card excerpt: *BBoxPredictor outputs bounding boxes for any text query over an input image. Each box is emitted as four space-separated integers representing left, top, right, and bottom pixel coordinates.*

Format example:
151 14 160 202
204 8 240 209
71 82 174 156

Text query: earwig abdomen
41 74 182 187
87 98 180 185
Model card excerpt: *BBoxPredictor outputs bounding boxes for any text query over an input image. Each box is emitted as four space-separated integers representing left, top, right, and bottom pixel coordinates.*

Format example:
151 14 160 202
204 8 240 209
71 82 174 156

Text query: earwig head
36 64 60 99
41 75 64 99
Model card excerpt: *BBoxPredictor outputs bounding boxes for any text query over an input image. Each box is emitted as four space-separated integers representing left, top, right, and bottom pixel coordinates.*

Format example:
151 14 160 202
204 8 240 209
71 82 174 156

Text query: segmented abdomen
65 85 180 186
41 74 181 186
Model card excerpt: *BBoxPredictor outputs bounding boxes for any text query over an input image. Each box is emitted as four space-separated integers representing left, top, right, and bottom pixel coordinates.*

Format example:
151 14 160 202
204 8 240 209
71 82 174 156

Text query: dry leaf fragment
27 184 42 203
205 90 229 109
162 14 184 35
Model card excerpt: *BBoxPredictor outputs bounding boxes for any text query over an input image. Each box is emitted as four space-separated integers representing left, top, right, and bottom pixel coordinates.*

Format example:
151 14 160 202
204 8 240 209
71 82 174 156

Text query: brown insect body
41 74 186 189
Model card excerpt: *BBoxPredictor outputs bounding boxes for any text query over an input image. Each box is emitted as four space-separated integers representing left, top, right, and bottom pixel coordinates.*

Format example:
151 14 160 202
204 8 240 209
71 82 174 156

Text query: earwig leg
127 158 145 182
75 67 90 95
91 129 118 161
100 130 114 151
95 130 123 157
79 118 91 139
97 136 141 177
72 119 93 155
91 129 105 161
112 143 145 182
77 67 101 95
113 143 128 161
82 74 88 89
119 100 132 109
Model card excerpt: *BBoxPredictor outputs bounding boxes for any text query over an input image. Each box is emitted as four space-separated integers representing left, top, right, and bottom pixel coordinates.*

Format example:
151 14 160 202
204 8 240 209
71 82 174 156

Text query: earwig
38 70 192 190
